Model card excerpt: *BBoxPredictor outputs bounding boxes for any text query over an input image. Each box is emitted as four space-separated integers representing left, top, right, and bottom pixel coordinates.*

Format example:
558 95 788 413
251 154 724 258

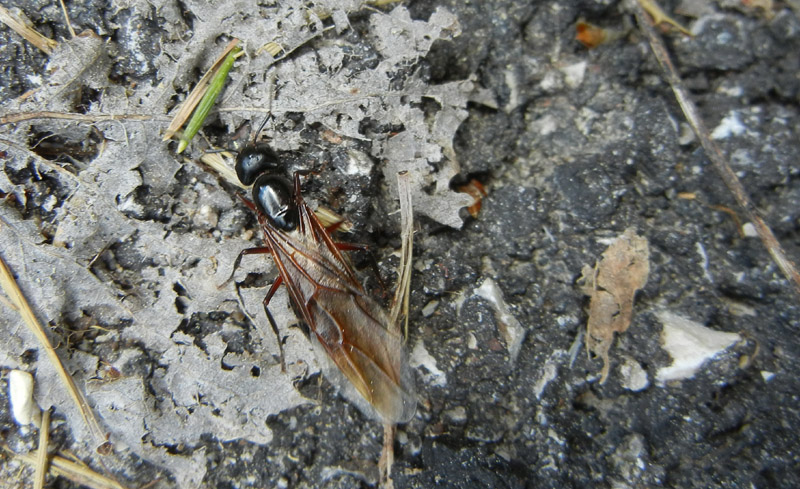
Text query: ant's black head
252 174 298 231
235 144 281 186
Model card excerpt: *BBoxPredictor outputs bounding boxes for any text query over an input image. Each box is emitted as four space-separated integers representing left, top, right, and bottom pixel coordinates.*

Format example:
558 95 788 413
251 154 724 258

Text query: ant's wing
308 291 417 424
264 201 417 423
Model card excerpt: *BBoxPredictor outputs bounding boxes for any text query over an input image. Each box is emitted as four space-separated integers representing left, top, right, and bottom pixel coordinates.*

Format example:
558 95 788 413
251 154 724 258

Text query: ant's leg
236 193 259 212
290 170 386 291
323 219 346 234
333 241 368 252
262 277 287 372
322 216 389 294
361 247 388 297
324 219 371 252
292 170 314 195
334 238 387 296
218 246 272 288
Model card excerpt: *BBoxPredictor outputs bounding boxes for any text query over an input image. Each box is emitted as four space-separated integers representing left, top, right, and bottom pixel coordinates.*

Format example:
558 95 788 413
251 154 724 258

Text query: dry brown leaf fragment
579 228 650 383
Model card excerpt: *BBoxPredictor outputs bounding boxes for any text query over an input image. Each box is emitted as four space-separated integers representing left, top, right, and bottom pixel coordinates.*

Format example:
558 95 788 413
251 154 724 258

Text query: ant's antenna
250 73 276 146
250 112 273 146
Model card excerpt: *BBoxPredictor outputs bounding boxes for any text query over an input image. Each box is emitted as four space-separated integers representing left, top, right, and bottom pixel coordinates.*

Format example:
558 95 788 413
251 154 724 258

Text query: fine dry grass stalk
3 446 128 489
632 0 800 297
379 171 415 489
0 5 58 54
390 171 414 340
34 409 51 489
0 112 160 125
0 252 108 450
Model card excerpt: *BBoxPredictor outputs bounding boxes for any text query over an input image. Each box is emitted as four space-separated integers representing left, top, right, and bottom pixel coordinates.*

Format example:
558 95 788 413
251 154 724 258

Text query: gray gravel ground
2 0 800 488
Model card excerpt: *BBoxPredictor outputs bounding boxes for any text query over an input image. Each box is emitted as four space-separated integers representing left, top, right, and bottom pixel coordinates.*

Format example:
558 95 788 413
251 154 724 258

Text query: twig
632 1 800 297
35 408 51 489
0 252 109 451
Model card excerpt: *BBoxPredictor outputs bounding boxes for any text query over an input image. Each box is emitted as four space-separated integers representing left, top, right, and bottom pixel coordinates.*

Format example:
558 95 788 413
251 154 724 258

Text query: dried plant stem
379 423 396 489
379 172 413 488
632 1 800 297
176 43 243 153
198 151 245 189
163 39 242 142
0 253 109 450
390 171 414 340
636 0 691 36
0 5 58 54
58 0 76 38
3 446 128 489
0 111 161 125
273 25 336 62
35 408 51 489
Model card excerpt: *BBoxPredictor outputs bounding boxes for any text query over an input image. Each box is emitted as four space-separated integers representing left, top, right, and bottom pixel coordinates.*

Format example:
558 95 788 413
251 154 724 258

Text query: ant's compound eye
236 145 281 186
252 174 298 231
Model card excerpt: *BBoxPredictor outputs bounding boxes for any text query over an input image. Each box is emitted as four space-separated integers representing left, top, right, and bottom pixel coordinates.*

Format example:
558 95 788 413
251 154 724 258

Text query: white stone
620 357 650 392
561 61 587 88
475 278 525 362
410 340 446 387
534 351 565 399
421 300 439 317
711 111 746 139
741 222 758 237
655 311 740 383
8 370 41 426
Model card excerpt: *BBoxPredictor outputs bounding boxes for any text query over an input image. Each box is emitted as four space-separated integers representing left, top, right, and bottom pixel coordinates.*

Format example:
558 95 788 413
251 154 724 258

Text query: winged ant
224 118 417 425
